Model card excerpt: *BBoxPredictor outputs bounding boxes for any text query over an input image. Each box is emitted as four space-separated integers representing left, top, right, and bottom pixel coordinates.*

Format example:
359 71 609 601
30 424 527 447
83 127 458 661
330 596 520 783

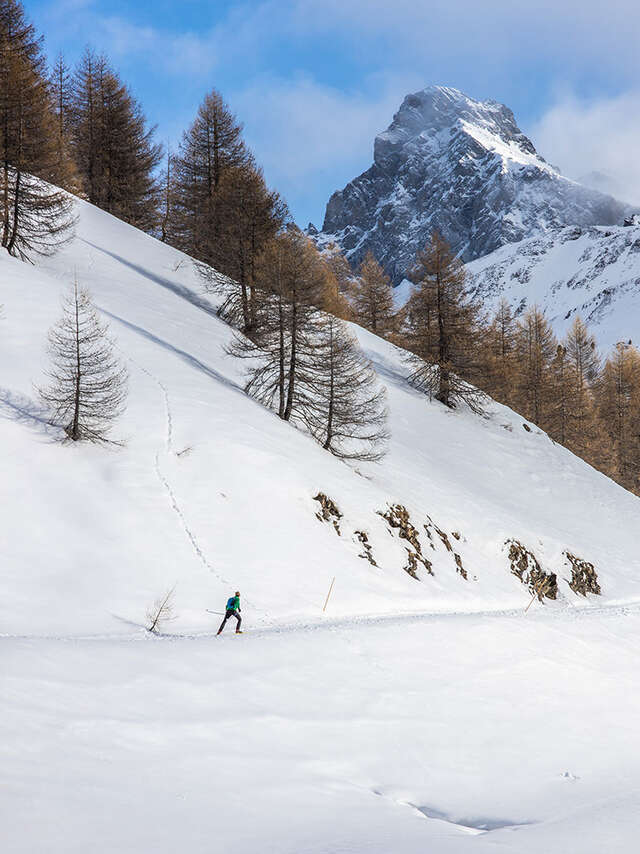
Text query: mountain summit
317 85 634 282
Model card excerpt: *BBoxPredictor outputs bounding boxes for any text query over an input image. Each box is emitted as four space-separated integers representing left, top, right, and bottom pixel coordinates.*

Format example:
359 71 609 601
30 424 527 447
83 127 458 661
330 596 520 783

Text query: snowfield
2 197 640 852
466 223 640 350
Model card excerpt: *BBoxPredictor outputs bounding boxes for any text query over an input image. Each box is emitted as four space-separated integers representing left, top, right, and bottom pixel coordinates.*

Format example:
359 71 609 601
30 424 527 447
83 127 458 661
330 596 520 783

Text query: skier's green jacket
226 595 241 612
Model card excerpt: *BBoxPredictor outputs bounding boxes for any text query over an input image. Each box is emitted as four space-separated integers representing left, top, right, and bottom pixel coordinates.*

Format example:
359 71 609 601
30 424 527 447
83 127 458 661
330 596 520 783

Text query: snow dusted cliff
466 223 640 349
316 86 633 283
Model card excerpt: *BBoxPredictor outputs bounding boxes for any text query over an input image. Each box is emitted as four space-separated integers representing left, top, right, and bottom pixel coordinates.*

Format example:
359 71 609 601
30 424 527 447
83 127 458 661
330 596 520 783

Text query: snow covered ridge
2 193 640 638
466 223 640 349
314 85 635 283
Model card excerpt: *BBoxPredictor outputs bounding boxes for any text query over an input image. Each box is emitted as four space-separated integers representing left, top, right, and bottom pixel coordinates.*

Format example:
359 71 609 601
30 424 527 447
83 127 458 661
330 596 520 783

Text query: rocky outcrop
355 530 377 566
565 552 601 597
313 493 342 536
316 86 634 284
378 504 433 579
506 540 558 601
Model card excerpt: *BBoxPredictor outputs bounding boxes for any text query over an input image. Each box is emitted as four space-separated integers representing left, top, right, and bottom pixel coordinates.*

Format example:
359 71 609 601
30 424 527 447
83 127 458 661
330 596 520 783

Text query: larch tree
321 242 355 318
481 298 518 406
168 88 250 260
208 162 286 336
39 281 128 443
554 317 602 457
70 48 162 231
404 231 486 412
299 313 388 461
513 306 557 428
353 251 395 337
595 342 640 491
0 0 75 259
229 228 326 422
48 52 77 191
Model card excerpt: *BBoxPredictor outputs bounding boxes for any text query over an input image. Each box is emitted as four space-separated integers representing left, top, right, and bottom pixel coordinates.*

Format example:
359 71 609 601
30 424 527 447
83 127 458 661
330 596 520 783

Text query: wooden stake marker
323 576 336 613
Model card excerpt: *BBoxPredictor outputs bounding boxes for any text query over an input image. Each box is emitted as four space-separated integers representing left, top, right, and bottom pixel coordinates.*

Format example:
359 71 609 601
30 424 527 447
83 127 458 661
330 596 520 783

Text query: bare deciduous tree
39 282 128 443
146 586 176 633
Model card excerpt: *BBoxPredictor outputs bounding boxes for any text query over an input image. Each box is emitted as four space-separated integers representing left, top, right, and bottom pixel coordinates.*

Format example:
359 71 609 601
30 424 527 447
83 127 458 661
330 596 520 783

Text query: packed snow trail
3 594 640 642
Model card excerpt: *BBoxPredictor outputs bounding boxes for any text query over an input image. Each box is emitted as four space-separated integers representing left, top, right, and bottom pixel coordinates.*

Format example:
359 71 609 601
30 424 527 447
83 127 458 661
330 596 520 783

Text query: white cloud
295 0 640 80
236 73 418 177
531 92 640 204
234 72 423 224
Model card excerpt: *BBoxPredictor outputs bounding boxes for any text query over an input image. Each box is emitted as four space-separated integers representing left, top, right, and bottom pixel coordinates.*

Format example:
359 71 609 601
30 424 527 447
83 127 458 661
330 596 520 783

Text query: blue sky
28 0 640 225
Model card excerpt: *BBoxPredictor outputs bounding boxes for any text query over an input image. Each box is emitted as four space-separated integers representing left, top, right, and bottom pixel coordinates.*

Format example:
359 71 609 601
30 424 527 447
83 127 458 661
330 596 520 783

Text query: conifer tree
208 162 286 335
229 229 326 421
482 298 518 406
552 317 602 456
595 342 640 491
170 89 285 335
168 88 250 260
0 0 75 258
39 282 128 443
299 314 388 461
322 242 356 306
353 251 395 337
513 306 557 428
70 48 161 231
404 231 485 412
48 52 77 191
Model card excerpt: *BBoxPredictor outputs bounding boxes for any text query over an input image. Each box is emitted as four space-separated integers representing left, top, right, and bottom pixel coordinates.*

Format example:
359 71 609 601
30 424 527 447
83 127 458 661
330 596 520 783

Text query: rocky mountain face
315 86 634 284
465 222 640 350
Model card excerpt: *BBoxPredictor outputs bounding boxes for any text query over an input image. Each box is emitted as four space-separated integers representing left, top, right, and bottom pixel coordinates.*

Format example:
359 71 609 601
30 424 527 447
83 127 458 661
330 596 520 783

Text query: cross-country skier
217 592 242 635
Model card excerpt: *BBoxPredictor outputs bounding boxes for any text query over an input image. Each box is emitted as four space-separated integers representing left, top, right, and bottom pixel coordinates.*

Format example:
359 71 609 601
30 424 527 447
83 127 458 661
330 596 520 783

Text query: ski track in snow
125 352 272 624
125 353 229 587
3 596 640 643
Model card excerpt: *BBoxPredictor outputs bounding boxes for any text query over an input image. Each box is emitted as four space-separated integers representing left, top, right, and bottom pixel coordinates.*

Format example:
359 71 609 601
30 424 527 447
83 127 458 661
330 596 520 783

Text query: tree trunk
6 167 21 255
323 325 335 450
71 285 81 440
436 266 450 406
283 300 297 421
278 295 286 420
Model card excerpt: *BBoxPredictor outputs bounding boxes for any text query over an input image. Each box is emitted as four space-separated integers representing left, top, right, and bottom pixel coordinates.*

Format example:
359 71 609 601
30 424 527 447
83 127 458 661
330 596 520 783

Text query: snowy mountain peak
374 86 555 180
317 86 635 283
377 86 535 156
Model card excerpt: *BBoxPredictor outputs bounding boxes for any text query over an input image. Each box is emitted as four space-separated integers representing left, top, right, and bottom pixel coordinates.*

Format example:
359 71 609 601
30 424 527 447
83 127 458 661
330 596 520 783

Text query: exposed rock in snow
316 85 634 283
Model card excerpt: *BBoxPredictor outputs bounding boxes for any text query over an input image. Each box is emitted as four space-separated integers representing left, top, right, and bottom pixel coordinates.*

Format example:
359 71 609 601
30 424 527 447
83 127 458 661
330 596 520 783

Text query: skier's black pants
218 609 241 633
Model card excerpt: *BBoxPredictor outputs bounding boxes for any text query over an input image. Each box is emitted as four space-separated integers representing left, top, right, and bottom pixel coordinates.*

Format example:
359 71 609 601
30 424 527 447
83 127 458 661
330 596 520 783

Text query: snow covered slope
316 86 634 283
3 196 640 854
1 195 640 637
466 223 640 349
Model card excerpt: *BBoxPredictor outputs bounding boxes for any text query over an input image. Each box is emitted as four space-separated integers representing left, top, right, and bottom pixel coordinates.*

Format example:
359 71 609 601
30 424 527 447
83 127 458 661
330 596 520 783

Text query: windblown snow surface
2 198 640 853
